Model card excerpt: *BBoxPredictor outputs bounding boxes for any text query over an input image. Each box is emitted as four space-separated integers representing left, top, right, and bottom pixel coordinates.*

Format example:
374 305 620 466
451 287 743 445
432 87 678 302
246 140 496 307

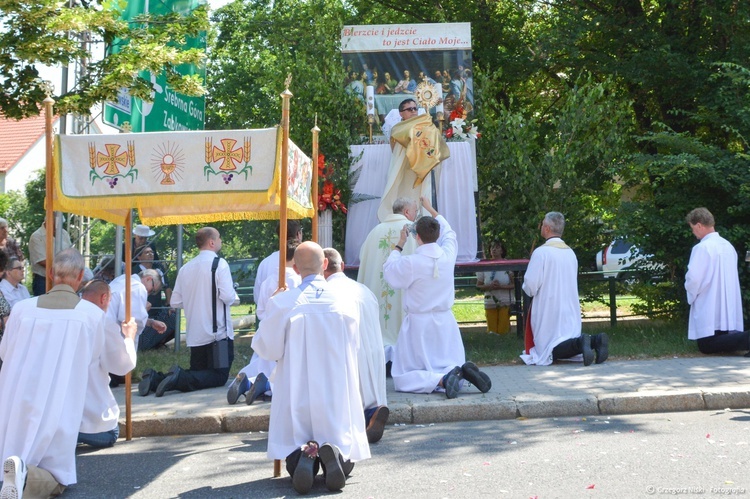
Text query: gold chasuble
390 114 450 187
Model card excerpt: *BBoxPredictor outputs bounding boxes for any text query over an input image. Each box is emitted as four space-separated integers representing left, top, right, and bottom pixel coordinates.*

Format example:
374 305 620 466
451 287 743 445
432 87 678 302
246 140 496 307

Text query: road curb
119 389 750 438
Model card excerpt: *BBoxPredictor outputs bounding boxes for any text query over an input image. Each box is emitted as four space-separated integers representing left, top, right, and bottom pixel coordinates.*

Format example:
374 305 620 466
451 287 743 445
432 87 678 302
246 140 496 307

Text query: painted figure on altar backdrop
394 70 416 94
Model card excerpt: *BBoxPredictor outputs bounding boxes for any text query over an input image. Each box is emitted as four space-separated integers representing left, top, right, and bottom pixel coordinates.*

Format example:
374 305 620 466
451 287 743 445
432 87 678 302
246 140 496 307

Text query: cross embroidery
97 144 128 175
212 139 243 171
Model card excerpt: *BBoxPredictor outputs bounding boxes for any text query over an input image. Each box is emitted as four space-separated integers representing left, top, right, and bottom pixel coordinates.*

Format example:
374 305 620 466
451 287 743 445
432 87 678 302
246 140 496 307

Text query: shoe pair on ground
581 333 609 366
226 372 268 406
286 441 352 494
138 365 182 398
1 456 26 499
441 361 492 399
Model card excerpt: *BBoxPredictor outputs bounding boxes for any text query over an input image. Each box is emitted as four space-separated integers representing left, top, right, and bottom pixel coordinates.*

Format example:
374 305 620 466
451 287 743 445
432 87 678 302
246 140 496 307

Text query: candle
435 83 443 114
366 85 375 116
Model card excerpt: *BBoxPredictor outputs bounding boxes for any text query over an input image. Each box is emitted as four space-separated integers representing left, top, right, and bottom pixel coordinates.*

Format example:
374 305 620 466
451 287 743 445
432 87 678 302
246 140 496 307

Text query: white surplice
251 275 370 462
521 238 582 366
0 294 105 485
327 272 387 410
685 231 743 340
253 250 280 296
107 273 149 349
80 318 136 434
239 267 301 389
357 213 417 362
382 215 466 393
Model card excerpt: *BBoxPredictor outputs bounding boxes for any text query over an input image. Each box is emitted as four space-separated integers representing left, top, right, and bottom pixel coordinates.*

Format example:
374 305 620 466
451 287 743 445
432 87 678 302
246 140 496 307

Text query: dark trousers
32 273 46 296
697 330 750 354
137 309 177 351
552 337 582 360
174 340 234 392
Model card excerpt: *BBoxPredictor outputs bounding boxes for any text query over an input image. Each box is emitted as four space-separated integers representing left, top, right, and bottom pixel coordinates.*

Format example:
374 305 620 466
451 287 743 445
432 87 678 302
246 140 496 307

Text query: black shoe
227 373 249 405
580 335 594 367
366 405 390 443
155 365 181 397
319 443 346 492
592 333 609 364
339 454 354 477
442 366 462 399
246 372 268 406
109 374 125 388
291 441 319 494
461 362 492 393
138 368 156 396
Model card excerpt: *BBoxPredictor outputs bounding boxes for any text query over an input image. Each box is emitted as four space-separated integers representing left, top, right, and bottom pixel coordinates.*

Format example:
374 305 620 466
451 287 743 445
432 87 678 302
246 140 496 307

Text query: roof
0 114 57 173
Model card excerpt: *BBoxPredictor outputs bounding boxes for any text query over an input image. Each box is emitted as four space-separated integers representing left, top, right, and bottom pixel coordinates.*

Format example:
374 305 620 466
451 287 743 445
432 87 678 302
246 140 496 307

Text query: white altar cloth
345 141 478 265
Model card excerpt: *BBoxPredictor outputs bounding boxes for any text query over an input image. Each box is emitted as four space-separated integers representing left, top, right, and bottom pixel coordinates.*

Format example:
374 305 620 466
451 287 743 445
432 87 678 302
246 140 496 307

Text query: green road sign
103 0 206 132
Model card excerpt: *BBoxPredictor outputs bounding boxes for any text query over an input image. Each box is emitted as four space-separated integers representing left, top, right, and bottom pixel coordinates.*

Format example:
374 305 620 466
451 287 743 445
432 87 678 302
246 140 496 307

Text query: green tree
0 0 209 119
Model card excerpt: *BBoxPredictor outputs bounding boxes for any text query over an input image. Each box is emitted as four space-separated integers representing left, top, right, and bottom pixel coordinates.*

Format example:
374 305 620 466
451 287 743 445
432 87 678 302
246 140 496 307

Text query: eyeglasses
10 266 23 271
400 106 417 112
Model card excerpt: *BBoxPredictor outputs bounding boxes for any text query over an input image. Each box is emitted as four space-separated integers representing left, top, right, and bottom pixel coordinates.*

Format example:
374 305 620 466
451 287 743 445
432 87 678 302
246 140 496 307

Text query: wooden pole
43 91 55 292
311 116 320 244
124 210 133 440
274 76 293 478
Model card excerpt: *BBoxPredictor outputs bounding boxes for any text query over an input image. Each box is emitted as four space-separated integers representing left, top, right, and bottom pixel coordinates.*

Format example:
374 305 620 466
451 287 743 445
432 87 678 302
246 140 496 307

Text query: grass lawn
134 292 696 380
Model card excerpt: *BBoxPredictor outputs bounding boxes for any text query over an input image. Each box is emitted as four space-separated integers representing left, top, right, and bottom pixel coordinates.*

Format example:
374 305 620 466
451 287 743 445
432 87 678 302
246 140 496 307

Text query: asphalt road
65 409 750 498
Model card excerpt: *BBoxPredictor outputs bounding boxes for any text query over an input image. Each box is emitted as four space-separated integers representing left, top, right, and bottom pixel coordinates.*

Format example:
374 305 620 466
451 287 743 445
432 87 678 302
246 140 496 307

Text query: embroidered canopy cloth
54 128 314 225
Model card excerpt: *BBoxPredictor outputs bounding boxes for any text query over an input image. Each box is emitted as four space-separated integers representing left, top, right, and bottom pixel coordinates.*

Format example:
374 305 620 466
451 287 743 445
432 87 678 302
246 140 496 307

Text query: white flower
467 126 480 139
450 118 465 135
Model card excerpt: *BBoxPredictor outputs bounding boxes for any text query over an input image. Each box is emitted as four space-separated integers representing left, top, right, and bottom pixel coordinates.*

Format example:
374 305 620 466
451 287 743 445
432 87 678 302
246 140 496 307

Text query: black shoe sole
319 443 346 491
246 373 268 406
582 335 594 367
155 366 180 397
226 373 247 405
138 368 155 397
461 362 492 393
291 452 315 494
366 406 390 443
443 366 462 399
595 333 609 364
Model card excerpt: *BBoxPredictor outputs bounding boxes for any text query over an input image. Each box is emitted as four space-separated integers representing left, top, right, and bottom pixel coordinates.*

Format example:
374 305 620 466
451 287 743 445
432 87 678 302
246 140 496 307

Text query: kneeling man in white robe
685 207 747 354
0 249 106 499
521 212 608 366
383 196 491 399
324 247 390 443
252 242 370 494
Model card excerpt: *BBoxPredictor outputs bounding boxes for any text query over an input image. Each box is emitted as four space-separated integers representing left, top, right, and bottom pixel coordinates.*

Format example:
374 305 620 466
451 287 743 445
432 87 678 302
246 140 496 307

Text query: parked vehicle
595 239 661 279
227 258 259 304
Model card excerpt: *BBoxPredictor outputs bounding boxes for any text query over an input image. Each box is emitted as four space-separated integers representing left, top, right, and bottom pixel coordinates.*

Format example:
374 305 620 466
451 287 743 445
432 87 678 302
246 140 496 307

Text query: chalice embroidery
151 141 185 185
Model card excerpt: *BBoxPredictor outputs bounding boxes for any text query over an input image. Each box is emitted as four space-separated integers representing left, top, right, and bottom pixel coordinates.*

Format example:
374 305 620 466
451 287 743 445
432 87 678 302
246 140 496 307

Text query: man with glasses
378 98 449 224
0 257 30 308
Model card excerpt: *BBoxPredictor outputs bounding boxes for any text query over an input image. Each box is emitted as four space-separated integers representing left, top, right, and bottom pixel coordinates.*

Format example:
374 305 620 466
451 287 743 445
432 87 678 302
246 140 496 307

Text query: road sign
103 0 206 132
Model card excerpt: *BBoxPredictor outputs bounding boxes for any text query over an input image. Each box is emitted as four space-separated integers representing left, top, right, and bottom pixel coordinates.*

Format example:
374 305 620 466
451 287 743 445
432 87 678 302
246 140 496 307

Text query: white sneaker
1 456 26 499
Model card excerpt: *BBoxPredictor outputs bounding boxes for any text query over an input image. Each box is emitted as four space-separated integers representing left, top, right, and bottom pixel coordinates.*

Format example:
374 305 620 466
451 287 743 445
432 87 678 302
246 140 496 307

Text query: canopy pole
43 88 55 293
124 210 133 440
273 77 293 479
311 115 319 243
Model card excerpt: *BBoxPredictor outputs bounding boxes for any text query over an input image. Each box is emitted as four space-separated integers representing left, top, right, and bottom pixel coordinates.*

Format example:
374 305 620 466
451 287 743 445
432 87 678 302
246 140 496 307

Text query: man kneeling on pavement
252 242 370 494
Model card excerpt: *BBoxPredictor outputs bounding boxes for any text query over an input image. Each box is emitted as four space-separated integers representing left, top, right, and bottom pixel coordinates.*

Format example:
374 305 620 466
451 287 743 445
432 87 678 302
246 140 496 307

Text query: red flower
446 128 454 138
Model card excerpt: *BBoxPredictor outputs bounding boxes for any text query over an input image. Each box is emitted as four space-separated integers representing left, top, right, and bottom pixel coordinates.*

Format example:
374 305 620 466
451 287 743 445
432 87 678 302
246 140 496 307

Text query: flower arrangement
317 154 347 214
445 101 480 141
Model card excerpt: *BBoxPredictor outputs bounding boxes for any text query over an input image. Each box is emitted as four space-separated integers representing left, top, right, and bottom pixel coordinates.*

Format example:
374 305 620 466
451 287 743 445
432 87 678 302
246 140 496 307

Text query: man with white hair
324 247 389 444
358 197 418 366
0 249 105 498
522 212 608 366
107 268 166 351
